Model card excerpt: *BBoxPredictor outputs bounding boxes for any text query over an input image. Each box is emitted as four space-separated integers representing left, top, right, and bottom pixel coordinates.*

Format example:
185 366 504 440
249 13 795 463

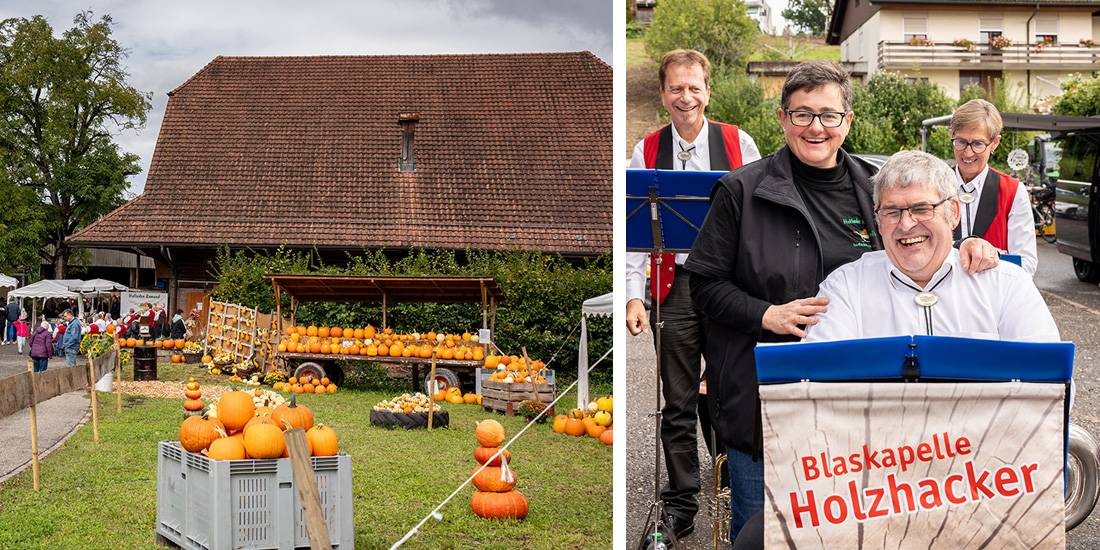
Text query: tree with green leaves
0 12 150 278
1054 73 1100 117
782 0 833 36
644 0 759 70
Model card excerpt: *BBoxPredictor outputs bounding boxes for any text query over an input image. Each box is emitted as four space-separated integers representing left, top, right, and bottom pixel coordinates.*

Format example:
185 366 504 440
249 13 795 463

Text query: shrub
706 70 785 156
644 0 759 71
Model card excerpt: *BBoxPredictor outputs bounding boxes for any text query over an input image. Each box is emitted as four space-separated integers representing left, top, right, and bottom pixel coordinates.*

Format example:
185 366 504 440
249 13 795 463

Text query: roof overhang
263 274 503 304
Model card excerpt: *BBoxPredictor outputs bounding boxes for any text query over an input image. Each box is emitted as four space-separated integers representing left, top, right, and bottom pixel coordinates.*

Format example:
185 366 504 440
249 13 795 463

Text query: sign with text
121 291 167 315
761 382 1065 548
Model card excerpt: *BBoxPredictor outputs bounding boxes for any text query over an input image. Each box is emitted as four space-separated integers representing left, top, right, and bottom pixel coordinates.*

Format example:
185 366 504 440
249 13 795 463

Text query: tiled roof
70 52 612 255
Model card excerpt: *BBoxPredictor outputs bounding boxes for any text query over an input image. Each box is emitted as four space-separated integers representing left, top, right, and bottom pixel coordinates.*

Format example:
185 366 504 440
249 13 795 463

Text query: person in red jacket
627 48 762 546
950 99 1036 274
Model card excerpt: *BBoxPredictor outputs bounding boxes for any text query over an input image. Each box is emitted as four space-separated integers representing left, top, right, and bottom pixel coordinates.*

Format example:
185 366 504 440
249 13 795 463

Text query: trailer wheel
423 368 460 394
294 362 341 385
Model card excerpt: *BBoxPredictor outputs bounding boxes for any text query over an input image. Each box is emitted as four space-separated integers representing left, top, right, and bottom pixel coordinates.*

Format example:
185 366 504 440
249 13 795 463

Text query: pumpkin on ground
306 424 339 457
470 490 529 520
475 419 506 448
217 391 256 432
599 428 613 446
552 414 567 434
272 394 314 431
243 422 286 459
179 415 219 453
472 466 517 493
474 446 511 467
564 415 586 437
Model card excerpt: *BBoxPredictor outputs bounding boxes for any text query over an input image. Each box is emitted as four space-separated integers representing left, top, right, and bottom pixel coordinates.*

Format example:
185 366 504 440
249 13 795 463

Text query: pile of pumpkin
118 337 190 349
178 391 338 460
552 396 614 446
470 419 528 520
373 392 440 413
432 386 482 405
484 355 549 384
277 325 485 361
272 374 339 395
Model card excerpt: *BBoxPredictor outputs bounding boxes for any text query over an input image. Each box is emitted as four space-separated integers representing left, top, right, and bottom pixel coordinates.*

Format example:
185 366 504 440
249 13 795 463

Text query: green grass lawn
748 34 839 62
0 361 612 549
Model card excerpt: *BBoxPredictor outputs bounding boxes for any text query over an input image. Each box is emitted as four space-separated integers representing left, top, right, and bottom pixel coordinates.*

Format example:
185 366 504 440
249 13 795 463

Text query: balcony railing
877 41 1100 70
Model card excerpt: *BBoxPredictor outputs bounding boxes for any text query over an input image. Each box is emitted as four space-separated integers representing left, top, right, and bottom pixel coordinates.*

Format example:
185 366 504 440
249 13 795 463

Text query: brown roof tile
70 52 612 255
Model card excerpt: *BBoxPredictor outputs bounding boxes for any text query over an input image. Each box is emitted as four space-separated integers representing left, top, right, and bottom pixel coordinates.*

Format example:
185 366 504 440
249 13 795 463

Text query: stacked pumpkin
178 391 339 460
278 325 485 361
470 419 528 520
183 378 204 413
551 395 613 446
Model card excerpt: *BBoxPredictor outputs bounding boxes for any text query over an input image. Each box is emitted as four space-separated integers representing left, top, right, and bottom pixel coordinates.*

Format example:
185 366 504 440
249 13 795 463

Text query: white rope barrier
390 345 614 549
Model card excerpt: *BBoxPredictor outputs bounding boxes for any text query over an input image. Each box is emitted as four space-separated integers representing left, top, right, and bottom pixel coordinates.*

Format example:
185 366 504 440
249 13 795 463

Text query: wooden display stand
203 300 258 365
481 381 555 416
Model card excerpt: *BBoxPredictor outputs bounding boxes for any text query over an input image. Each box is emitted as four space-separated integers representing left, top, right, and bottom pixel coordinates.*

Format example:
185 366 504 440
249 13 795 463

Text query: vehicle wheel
423 367 460 394
1073 258 1100 284
294 362 329 383
1066 423 1100 530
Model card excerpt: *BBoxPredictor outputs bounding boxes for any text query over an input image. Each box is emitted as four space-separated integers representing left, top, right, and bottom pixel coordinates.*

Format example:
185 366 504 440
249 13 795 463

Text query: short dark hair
781 61 853 112
61 309 74 317
658 49 711 89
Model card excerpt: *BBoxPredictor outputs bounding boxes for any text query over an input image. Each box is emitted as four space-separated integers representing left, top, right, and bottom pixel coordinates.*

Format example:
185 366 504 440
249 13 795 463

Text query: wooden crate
481 380 556 416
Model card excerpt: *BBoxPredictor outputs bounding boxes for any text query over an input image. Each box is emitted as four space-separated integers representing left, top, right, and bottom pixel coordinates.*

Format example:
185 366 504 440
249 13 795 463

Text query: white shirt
955 165 1037 275
803 249 1059 343
625 120 762 302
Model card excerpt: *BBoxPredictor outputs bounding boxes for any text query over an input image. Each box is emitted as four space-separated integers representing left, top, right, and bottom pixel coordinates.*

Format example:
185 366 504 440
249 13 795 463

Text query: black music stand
626 169 723 548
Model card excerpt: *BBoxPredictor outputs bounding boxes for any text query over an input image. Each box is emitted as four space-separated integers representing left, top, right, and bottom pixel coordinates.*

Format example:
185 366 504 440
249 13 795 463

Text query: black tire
369 409 449 429
1066 423 1100 531
294 362 329 383
423 367 461 394
1073 257 1100 284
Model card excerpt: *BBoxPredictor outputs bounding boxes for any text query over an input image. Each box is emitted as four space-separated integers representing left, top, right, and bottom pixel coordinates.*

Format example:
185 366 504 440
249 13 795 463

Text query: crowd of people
630 52 1048 549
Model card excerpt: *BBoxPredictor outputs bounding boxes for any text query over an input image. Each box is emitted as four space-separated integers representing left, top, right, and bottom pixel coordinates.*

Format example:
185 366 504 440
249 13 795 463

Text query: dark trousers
652 273 703 521
32 357 48 372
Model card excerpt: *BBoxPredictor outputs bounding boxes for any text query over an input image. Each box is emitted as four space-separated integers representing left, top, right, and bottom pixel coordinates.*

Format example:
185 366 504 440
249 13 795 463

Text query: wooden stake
27 359 40 491
284 428 332 550
115 342 122 413
427 351 437 432
87 352 100 445
521 347 537 403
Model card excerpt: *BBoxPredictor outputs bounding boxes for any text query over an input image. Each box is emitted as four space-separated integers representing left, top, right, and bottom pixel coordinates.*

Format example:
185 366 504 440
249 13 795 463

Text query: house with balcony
746 0 775 34
827 0 1100 108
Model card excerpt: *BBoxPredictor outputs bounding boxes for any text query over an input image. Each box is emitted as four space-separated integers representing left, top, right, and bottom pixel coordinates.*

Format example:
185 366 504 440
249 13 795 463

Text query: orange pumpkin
475 419 506 448
599 428 613 446
474 447 512 467
470 490 528 520
272 394 315 431
472 466 517 492
179 415 219 453
243 423 286 459
564 416 586 437
207 427 246 460
183 399 205 412
330 327 343 338
318 326 330 338
552 414 567 434
217 391 256 432
306 424 339 456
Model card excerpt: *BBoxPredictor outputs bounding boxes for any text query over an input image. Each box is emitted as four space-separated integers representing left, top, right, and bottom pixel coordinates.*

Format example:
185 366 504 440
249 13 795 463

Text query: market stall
577 292 611 408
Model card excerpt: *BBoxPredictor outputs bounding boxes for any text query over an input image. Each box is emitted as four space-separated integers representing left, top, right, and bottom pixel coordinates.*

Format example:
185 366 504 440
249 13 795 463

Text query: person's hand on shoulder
959 237 1000 273
761 297 829 338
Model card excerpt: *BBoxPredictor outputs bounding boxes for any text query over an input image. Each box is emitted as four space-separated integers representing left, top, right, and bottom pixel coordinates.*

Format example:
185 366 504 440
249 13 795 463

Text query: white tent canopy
577 292 612 407
8 280 79 300
8 278 127 322
0 274 17 289
72 278 128 293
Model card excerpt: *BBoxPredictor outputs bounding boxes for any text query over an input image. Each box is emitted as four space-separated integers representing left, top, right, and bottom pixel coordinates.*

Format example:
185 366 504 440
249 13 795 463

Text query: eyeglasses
952 138 991 153
875 198 950 224
784 110 847 128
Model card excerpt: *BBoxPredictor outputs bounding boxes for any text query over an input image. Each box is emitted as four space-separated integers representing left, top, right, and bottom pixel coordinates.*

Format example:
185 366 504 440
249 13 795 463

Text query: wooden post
273 282 283 332
27 359 41 491
284 428 332 550
381 293 387 330
521 347 537 403
290 296 298 327
481 283 488 329
427 352 437 432
115 342 122 413
87 352 100 445
490 296 496 336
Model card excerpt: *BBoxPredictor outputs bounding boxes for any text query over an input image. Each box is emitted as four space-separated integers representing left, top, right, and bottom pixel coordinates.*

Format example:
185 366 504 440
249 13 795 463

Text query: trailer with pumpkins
261 274 509 394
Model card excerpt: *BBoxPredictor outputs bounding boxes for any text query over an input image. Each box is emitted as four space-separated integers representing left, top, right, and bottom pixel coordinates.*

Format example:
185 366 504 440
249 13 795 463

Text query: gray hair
781 61 853 112
872 150 957 208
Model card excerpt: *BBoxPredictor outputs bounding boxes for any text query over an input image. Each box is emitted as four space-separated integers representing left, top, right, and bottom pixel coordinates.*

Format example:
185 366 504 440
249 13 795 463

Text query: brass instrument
713 453 731 549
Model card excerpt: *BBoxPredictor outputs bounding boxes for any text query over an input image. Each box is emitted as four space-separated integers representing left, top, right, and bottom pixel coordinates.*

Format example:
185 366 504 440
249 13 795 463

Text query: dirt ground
626 37 663 159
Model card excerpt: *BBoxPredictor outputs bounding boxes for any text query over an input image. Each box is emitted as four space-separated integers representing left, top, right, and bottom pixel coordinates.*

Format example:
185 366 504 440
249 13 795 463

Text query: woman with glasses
681 61 1002 542
950 99 1037 275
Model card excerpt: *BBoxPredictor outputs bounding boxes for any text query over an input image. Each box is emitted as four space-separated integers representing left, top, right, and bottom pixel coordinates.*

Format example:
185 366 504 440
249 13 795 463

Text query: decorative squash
207 427 246 460
552 414 568 434
272 394 315 431
446 391 464 404
463 393 480 404
470 490 528 520
179 415 219 453
585 422 607 439
184 389 202 400
599 428 613 446
475 419 506 448
183 399 205 412
306 424 339 456
564 416 586 437
217 391 256 432
474 446 512 466
243 422 286 459
472 466 517 492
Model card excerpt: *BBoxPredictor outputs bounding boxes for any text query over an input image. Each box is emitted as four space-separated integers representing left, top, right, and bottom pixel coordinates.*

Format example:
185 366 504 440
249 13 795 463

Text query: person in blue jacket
60 309 83 366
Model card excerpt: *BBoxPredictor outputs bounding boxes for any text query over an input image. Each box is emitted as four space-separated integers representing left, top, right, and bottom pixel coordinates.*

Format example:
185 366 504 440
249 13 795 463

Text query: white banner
761 382 1065 548
121 291 167 315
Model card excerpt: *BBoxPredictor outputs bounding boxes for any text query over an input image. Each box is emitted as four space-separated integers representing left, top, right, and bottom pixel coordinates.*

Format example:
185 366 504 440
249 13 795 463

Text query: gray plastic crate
156 441 354 550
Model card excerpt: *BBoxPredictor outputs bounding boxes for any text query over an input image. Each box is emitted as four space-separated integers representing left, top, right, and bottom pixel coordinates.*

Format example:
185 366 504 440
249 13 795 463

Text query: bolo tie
890 265 954 336
959 183 976 236
677 140 696 170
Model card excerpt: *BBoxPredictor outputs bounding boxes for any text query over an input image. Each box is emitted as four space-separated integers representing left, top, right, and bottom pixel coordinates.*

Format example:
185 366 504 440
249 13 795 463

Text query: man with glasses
803 149 1057 342
685 61 1002 541
950 99 1036 275
627 48 762 547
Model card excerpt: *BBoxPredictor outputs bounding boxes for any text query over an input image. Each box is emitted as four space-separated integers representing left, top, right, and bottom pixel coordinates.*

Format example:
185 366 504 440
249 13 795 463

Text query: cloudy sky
0 0 613 195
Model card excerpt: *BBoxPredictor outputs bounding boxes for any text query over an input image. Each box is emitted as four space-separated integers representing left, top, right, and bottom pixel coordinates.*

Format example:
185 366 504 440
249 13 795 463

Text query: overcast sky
0 0 613 195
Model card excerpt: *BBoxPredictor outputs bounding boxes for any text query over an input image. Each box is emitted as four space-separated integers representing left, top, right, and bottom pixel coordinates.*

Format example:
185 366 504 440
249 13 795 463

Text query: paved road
626 240 1100 548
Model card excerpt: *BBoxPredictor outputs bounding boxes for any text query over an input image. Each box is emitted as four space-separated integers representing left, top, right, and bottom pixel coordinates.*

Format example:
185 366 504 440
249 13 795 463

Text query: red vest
641 121 743 304
978 169 1019 251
